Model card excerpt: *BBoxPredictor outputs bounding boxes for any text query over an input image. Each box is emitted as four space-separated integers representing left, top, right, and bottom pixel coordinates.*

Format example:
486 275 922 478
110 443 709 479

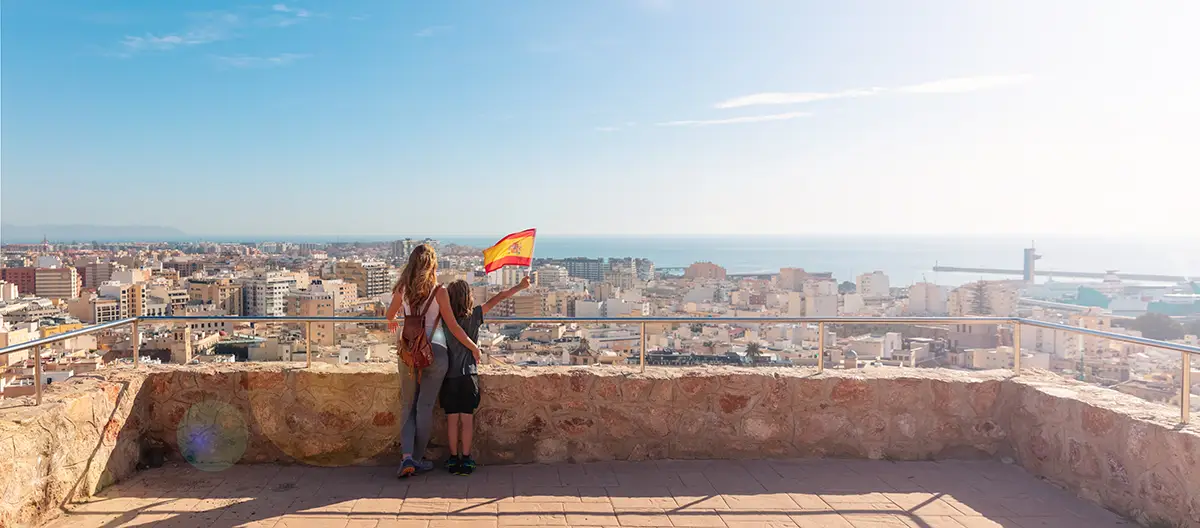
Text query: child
442 275 531 475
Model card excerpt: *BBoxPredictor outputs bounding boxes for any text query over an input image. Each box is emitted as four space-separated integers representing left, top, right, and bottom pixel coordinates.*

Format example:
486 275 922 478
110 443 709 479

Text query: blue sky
2 0 1197 237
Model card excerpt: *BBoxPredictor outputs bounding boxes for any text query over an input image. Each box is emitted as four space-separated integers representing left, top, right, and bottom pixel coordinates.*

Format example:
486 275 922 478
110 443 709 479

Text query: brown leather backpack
398 285 440 378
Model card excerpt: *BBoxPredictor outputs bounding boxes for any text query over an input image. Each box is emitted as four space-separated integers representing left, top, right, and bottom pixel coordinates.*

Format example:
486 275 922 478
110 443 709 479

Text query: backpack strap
419 285 439 316
424 285 443 330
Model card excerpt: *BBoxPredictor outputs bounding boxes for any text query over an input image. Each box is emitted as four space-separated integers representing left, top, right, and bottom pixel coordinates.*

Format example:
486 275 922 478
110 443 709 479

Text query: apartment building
147 285 189 315
35 267 81 300
778 268 812 291
0 281 19 301
330 260 389 297
97 281 133 319
0 268 36 296
288 289 335 346
67 296 120 324
633 258 655 281
857 271 891 300
534 265 568 287
240 272 296 317
907 282 948 315
81 260 121 289
684 262 726 281
543 258 601 282
187 277 244 315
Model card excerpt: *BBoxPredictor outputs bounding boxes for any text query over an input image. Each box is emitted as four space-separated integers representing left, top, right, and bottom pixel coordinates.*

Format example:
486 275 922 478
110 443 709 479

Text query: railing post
1013 322 1022 375
305 321 313 368
817 322 825 373
1183 352 1192 425
639 322 646 373
34 345 44 406
131 320 140 368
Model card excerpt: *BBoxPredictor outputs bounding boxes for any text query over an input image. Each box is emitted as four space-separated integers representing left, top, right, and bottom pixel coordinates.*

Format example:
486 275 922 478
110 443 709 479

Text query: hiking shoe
457 456 477 476
446 455 462 474
397 458 417 479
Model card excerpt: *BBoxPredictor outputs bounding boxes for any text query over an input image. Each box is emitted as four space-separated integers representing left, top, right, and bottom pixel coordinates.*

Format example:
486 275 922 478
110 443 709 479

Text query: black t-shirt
444 305 483 378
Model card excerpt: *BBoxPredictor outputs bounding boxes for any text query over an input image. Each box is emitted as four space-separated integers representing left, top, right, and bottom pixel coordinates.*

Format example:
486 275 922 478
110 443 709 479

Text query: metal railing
1 315 1197 423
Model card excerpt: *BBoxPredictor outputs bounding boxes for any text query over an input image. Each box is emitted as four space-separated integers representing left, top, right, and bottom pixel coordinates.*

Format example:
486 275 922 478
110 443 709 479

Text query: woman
385 244 483 478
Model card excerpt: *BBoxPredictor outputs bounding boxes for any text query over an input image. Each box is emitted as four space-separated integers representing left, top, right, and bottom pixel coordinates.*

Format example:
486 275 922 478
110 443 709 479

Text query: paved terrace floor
48 460 1132 528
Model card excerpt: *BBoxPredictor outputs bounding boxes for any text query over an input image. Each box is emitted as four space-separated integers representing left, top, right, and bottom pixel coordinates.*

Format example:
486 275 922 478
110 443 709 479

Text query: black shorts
440 375 480 414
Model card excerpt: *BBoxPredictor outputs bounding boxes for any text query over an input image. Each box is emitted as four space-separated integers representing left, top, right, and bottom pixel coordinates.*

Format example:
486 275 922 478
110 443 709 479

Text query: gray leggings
397 344 448 460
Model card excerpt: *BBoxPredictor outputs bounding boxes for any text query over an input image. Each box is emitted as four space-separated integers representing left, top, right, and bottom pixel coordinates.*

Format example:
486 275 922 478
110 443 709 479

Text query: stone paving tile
45 460 1134 528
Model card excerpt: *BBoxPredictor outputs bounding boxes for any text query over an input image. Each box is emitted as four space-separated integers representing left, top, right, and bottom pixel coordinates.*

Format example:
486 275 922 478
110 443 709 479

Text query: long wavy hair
394 244 438 308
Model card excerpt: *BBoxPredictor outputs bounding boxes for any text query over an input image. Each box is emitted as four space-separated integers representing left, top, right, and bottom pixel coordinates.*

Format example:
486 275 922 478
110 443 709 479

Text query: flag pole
526 229 537 282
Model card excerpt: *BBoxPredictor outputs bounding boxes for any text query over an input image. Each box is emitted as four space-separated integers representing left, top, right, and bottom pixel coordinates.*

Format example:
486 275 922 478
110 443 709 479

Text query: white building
805 294 837 318
240 272 296 317
802 279 837 298
489 266 528 288
841 293 865 315
534 265 568 287
907 282 948 315
0 281 19 302
857 271 891 300
97 281 133 320
847 332 902 359
603 299 649 317
574 300 603 318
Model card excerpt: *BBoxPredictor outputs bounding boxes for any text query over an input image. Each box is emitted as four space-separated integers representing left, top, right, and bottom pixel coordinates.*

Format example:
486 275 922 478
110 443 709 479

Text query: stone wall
137 364 1012 467
1001 376 1200 526
2 363 1198 527
0 371 145 528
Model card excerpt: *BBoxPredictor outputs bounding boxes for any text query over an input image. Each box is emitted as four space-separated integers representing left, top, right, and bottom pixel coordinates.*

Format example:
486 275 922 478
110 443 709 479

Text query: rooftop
3 315 1198 527
50 459 1130 528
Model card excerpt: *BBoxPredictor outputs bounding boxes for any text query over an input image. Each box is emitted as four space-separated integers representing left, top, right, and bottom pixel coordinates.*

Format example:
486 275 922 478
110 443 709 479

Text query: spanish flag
483 229 537 273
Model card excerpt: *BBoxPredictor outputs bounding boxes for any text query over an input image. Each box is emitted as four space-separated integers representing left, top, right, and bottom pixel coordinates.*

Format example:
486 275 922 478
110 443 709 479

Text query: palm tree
745 342 763 364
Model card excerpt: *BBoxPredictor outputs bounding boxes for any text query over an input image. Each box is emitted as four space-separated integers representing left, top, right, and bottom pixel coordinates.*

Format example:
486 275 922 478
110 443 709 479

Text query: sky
2 0 1199 237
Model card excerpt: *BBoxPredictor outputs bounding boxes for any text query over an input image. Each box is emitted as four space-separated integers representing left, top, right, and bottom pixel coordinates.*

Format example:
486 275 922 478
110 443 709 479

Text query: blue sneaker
415 459 435 473
457 456 477 476
446 455 462 474
397 458 417 479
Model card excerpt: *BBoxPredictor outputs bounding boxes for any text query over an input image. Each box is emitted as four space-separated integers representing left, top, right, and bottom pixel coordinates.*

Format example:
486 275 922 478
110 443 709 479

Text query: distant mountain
0 224 190 243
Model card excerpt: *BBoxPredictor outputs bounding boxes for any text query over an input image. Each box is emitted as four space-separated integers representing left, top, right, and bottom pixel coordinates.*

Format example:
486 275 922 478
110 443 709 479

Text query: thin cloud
118 13 237 54
715 88 882 109
213 53 310 69
414 25 452 37
657 111 811 127
109 6 317 56
715 74 1031 108
897 74 1033 94
267 3 310 26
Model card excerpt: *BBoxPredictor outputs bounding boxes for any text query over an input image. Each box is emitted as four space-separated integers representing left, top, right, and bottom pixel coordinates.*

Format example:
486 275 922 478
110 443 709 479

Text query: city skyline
3 1 1199 236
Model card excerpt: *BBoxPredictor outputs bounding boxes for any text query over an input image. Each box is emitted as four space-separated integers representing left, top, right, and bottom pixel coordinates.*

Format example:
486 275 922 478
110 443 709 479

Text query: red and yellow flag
483 229 537 273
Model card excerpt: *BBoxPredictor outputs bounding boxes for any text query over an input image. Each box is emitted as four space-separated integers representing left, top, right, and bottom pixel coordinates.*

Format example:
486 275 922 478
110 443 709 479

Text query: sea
423 235 1200 287
42 233 1197 288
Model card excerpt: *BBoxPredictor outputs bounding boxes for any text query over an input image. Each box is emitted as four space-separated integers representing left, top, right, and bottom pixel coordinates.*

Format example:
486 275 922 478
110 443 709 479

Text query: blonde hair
394 244 439 308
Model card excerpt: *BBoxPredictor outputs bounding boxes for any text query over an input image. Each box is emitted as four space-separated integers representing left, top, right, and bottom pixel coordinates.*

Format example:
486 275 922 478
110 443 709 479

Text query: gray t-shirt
444 305 483 378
